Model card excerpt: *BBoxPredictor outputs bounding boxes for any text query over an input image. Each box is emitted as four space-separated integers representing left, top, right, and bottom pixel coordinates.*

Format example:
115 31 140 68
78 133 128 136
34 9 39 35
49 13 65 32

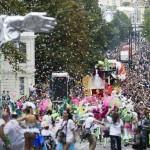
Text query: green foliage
28 0 90 82
143 8 150 42
28 0 107 82
0 0 26 15
1 42 26 71
0 0 26 72
107 11 132 50
79 0 107 62
0 0 113 82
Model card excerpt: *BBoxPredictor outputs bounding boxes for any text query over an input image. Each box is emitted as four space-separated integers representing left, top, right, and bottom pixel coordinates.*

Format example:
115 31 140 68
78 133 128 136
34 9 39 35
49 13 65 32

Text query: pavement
76 141 150 150
76 140 133 150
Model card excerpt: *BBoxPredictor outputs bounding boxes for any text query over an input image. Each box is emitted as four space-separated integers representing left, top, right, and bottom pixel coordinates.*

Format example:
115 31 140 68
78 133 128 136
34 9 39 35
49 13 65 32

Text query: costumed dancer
38 98 52 115
121 108 133 144
17 106 40 150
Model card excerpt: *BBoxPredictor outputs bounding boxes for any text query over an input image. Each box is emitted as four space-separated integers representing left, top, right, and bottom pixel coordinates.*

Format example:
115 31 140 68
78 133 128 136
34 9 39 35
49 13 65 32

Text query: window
15 42 26 63
19 77 25 95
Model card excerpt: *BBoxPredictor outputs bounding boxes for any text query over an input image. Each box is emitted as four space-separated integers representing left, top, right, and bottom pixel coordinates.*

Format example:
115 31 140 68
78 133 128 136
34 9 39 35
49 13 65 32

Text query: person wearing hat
82 112 104 150
41 121 54 137
41 121 56 150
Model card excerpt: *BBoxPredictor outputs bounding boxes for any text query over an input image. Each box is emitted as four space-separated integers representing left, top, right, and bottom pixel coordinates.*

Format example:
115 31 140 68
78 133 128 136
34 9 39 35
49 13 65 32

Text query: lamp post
0 51 2 95
129 26 133 68
0 52 1 117
0 51 3 117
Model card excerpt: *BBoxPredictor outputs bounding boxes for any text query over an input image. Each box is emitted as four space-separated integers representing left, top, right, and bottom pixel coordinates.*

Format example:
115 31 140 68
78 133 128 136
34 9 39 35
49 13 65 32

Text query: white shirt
41 129 56 142
42 115 52 126
58 119 75 143
107 116 123 136
4 119 24 147
83 116 96 134
84 116 94 129
41 129 53 136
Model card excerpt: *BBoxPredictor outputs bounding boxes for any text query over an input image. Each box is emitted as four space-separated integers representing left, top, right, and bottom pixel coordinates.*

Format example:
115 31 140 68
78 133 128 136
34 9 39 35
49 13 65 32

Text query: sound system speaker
51 72 69 101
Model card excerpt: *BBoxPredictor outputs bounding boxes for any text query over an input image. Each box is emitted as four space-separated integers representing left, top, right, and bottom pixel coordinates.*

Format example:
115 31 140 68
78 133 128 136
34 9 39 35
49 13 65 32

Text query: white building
99 0 121 8
99 0 146 24
0 32 36 100
132 0 146 24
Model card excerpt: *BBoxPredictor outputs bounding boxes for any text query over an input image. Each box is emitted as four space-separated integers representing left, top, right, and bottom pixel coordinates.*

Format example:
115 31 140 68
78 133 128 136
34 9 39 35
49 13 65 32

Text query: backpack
56 121 68 144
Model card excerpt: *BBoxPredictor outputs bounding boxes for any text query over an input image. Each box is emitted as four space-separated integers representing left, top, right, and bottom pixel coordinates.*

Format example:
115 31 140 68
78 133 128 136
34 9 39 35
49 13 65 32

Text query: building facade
99 0 121 8
132 0 146 24
99 0 146 24
0 32 36 100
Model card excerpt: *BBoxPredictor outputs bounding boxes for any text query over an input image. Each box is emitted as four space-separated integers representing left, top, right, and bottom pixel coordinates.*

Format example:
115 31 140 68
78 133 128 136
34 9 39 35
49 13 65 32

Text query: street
0 1 150 150
76 140 133 150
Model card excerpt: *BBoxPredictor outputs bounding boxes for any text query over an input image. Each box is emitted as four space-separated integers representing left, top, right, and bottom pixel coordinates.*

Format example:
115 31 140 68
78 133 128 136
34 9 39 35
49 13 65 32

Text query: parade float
82 59 126 98
10 57 134 143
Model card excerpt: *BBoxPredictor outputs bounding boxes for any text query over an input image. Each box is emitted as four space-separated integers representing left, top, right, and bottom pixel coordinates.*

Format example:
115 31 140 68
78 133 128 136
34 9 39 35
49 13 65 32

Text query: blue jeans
110 135 121 150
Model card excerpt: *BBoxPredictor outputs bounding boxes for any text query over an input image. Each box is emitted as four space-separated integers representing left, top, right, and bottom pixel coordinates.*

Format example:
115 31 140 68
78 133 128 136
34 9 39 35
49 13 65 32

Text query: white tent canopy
52 72 69 78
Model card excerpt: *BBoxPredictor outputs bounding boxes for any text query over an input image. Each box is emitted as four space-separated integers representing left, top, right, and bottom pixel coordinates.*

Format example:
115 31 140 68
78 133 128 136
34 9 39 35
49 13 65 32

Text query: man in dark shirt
141 113 150 148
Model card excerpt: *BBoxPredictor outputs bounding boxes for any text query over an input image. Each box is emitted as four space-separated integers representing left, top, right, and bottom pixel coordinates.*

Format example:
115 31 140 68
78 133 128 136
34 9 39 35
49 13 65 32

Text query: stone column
20 32 36 96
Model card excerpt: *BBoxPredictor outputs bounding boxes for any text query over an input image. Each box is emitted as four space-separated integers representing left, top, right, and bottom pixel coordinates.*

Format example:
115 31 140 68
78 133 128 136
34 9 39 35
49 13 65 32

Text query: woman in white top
42 110 54 128
56 110 76 150
107 112 123 150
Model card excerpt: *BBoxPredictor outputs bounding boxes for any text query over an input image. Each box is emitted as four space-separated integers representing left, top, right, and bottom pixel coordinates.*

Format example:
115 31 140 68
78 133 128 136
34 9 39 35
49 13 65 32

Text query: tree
0 0 112 83
107 11 132 50
1 42 26 71
24 0 90 82
0 0 26 15
0 0 26 71
143 8 150 42
79 0 109 67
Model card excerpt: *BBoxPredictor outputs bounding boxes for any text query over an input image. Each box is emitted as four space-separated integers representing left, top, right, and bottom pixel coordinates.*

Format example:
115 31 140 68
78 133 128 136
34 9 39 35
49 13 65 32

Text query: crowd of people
121 40 150 112
0 42 149 150
0 95 149 150
0 82 149 150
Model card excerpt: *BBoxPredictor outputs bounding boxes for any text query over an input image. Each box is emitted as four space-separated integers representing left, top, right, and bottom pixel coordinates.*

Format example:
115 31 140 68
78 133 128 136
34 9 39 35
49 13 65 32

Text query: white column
20 32 36 96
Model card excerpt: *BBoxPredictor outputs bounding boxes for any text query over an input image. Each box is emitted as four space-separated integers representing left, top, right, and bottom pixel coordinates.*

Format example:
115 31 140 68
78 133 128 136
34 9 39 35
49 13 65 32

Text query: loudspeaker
51 72 69 101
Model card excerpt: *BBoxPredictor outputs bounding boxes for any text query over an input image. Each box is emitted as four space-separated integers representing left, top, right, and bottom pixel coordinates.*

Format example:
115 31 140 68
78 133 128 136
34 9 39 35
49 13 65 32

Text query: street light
0 51 2 95
0 50 4 95
129 26 133 68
